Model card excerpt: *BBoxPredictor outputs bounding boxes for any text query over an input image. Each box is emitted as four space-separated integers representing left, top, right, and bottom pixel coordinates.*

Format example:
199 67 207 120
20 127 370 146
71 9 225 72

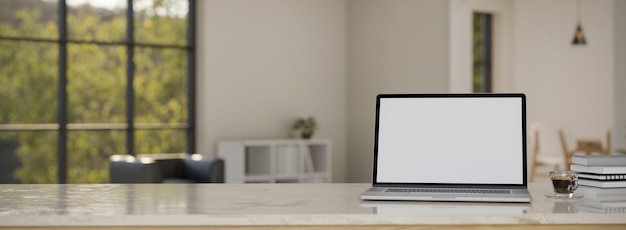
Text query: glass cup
550 171 579 198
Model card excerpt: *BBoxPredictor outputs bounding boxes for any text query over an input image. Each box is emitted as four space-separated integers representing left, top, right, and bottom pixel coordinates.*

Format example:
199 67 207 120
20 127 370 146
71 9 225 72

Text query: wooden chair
529 124 562 182
558 130 611 169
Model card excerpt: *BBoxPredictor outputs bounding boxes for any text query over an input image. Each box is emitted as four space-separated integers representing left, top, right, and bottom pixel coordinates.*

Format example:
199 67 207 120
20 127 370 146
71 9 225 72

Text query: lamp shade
572 23 587 45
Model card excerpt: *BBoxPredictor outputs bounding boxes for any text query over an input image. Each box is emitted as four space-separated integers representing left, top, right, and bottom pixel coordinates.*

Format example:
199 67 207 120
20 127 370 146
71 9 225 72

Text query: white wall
194 0 621 183
347 0 450 182
449 0 472 93
196 0 348 182
344 0 617 182
513 0 615 151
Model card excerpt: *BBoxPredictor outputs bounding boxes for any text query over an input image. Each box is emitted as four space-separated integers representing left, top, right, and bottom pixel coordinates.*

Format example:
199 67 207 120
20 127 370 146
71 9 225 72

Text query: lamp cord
577 0 582 24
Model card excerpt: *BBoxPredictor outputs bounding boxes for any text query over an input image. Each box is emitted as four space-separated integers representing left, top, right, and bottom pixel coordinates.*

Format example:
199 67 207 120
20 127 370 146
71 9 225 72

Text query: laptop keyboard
385 188 511 194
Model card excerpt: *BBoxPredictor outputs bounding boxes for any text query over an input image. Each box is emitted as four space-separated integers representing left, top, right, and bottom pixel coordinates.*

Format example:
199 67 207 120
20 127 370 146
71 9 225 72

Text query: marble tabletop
0 183 624 226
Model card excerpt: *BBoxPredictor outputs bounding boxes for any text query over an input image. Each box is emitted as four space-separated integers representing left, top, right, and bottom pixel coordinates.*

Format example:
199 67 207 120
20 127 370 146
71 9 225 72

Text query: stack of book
570 155 626 197
570 155 626 213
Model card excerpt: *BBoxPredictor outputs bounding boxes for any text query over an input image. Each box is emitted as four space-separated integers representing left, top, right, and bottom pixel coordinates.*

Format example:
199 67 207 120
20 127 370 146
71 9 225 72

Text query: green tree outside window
0 0 192 183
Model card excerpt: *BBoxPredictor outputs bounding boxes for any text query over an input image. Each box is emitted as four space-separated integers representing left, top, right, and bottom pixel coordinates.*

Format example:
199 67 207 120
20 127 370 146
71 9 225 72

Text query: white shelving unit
217 139 331 183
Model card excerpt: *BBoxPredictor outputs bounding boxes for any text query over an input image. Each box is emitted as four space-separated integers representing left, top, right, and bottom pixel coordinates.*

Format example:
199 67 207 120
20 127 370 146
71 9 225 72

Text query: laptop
360 201 531 215
359 93 532 203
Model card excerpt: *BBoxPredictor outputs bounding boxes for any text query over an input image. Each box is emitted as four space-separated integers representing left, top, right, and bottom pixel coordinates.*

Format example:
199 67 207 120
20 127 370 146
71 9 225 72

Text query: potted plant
293 116 317 139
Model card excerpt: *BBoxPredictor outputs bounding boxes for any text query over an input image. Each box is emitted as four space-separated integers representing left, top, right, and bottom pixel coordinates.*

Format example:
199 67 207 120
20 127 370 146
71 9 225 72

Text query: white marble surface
0 183 624 226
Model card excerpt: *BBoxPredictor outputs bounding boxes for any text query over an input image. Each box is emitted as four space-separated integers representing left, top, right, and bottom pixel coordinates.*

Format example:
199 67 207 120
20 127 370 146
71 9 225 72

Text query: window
0 0 195 184
473 12 492 93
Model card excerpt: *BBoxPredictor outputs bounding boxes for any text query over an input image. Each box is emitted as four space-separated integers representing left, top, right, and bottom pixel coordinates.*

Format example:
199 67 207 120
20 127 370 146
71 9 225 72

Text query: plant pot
301 132 313 139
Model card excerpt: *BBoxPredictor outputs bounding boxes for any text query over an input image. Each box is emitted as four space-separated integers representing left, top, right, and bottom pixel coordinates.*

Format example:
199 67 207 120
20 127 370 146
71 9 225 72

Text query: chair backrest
531 128 539 161
604 130 612 154
558 130 573 168
559 129 612 168
530 123 562 157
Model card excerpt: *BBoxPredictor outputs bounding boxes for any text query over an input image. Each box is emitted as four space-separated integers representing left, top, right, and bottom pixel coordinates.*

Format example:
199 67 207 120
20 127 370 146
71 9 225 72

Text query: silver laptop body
359 94 532 203
361 201 531 215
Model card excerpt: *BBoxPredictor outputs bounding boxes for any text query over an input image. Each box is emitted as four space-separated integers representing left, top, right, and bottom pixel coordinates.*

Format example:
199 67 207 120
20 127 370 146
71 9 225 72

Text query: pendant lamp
572 0 587 45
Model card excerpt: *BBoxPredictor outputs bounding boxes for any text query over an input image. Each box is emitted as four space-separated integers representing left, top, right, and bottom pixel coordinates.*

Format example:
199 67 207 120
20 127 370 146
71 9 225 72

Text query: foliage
293 116 317 139
473 13 490 93
0 0 189 183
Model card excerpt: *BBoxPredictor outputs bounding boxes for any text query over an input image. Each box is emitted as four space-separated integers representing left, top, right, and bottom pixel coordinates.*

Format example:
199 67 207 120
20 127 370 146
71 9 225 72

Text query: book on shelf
570 164 626 174
571 155 626 166
578 178 626 188
578 172 626 181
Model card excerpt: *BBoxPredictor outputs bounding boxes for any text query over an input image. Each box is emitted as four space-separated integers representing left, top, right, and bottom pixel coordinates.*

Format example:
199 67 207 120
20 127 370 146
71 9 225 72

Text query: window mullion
126 0 135 156
57 0 68 184
187 0 196 155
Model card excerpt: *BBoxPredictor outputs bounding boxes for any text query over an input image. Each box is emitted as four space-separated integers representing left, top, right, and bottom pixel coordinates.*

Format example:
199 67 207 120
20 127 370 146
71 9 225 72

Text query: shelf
218 139 331 183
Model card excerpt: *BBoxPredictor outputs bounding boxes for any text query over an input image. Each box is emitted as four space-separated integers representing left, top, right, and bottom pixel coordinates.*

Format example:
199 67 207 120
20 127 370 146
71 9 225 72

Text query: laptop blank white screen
375 97 524 184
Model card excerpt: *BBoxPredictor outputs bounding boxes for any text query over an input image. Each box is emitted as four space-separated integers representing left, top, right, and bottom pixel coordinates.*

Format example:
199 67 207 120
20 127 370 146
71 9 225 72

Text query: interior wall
346 0 450 183
616 0 626 153
194 0 621 184
512 0 615 153
448 0 472 93
196 0 348 182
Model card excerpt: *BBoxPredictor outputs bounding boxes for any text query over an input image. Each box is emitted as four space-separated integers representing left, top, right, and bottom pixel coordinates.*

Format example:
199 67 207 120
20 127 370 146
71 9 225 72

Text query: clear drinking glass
550 171 579 198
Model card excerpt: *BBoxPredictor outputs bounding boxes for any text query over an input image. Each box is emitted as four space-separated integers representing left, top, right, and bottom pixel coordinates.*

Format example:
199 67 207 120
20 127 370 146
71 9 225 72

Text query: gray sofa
109 153 224 183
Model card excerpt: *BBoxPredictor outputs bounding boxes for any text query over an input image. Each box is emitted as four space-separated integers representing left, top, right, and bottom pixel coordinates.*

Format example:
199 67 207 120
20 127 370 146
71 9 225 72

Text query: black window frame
0 0 196 184
473 12 492 93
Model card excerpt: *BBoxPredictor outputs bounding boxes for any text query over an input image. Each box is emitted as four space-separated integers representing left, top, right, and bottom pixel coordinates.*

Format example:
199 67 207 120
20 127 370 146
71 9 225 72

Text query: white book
579 179 626 188
578 173 626 181
571 164 626 174
575 185 626 196
572 155 626 166
276 145 300 176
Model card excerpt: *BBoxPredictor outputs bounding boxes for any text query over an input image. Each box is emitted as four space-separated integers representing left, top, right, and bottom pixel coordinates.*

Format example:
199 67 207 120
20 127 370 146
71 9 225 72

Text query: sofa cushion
153 158 184 179
182 157 214 182
162 177 196 183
